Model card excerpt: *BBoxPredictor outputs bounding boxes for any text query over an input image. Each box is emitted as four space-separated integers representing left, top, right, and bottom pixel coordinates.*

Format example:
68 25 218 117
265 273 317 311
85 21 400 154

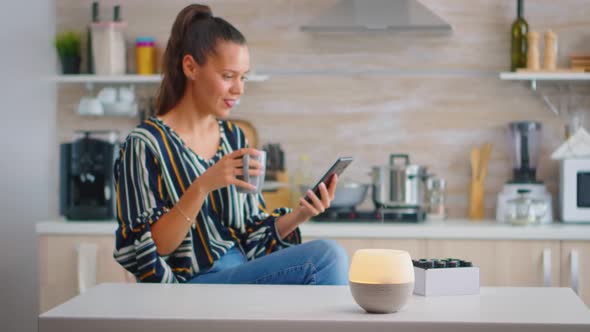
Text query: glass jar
426 178 447 221
505 189 547 225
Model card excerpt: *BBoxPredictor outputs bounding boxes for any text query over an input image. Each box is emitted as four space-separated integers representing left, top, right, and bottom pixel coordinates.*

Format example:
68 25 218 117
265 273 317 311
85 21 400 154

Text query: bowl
299 182 369 208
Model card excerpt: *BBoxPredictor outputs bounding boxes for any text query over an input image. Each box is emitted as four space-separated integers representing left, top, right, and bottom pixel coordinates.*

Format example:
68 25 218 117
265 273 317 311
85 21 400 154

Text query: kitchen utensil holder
469 180 485 220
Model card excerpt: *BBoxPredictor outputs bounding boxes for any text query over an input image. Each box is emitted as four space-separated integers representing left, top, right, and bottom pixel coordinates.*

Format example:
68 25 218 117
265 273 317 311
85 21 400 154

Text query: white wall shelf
53 74 270 118
499 72 590 117
54 74 162 84
499 72 590 91
54 74 270 84
53 73 270 90
500 72 590 81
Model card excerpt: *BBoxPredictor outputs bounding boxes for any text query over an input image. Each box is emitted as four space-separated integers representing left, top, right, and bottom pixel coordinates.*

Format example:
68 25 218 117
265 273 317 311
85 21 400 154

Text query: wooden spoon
478 143 493 182
470 147 480 181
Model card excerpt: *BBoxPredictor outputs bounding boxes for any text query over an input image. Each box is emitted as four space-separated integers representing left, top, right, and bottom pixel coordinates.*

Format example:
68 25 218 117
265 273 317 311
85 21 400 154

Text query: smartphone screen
305 156 354 203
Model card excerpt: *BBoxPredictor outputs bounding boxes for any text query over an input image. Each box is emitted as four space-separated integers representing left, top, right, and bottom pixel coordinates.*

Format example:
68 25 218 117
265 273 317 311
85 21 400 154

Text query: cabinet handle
570 250 580 295
76 243 98 294
542 248 552 287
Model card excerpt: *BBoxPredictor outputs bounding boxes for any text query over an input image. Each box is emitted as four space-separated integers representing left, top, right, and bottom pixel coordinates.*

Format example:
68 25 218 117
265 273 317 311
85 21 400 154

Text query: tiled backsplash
55 0 590 217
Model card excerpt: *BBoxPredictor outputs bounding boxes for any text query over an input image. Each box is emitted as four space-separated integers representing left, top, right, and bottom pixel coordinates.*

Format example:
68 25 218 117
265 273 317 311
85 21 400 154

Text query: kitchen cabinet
493 240 561 287
426 240 498 286
304 237 427 263
38 234 133 313
560 241 590 306
427 240 561 287
319 238 562 289
38 221 590 311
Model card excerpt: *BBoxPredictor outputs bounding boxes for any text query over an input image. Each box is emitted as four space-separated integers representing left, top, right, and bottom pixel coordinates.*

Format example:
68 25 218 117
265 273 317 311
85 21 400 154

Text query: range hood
301 0 452 32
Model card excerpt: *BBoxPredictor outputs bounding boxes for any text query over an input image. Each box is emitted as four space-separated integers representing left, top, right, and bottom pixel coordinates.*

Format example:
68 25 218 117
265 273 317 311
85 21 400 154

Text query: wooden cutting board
229 118 259 148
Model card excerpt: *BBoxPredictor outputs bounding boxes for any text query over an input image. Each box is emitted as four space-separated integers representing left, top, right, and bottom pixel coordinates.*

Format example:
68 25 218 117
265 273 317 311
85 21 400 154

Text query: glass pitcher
505 189 547 225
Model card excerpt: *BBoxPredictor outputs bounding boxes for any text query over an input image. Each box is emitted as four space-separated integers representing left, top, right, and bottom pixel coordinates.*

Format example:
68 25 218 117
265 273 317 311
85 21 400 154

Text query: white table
39 283 590 332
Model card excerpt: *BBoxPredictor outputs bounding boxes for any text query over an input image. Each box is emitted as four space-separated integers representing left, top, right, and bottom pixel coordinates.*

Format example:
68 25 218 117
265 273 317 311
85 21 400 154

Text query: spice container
543 30 558 71
136 36 155 75
426 177 447 221
91 21 127 75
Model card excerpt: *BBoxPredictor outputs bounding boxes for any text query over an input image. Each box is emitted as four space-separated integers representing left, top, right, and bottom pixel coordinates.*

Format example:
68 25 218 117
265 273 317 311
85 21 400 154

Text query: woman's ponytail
155 4 245 115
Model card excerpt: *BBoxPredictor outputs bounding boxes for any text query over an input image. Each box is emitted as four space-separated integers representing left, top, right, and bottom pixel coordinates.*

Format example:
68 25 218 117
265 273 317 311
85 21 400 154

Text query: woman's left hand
296 174 338 221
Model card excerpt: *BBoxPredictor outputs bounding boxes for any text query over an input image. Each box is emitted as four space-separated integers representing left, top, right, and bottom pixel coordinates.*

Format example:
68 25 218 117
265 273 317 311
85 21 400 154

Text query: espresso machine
60 131 119 220
496 122 553 223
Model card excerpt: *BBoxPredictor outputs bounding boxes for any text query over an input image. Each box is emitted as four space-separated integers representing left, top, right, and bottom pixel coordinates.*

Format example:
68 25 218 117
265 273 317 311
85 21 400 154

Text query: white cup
77 97 104 116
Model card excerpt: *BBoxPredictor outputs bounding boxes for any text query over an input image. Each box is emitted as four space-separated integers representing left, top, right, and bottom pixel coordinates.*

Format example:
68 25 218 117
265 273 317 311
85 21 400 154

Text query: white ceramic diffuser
349 249 415 314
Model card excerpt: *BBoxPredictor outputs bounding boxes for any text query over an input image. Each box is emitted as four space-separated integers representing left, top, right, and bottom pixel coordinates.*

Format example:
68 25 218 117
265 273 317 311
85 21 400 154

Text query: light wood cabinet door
38 235 133 313
560 241 590 308
426 240 497 286
427 240 561 287
304 237 427 261
493 240 560 287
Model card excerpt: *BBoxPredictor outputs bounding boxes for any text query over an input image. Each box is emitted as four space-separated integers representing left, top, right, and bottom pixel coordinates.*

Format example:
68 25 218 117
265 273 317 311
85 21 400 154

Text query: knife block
262 170 293 211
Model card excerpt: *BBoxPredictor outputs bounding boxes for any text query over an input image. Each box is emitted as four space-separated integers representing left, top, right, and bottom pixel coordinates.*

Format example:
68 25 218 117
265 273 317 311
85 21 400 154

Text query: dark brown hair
155 4 246 115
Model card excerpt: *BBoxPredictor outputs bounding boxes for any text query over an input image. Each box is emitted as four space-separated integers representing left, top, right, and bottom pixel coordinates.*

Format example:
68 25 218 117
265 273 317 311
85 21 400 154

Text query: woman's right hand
196 148 264 193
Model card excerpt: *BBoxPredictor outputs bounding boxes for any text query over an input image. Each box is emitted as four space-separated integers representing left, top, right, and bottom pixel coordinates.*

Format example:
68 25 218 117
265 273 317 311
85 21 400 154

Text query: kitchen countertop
38 283 590 332
36 219 590 240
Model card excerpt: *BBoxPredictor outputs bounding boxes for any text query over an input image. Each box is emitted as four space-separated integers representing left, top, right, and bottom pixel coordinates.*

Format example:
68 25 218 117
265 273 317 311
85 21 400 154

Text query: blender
496 121 553 223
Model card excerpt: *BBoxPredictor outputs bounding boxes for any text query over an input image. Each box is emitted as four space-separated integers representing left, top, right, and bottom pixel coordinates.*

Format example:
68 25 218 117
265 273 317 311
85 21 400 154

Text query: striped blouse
113 117 301 283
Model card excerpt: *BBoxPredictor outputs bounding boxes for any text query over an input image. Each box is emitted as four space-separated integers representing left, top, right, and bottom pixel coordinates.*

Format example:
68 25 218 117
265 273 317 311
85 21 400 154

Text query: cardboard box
413 266 480 296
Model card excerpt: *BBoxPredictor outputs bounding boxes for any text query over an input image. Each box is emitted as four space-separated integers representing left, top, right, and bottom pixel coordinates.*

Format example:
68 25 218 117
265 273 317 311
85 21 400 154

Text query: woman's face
188 41 250 119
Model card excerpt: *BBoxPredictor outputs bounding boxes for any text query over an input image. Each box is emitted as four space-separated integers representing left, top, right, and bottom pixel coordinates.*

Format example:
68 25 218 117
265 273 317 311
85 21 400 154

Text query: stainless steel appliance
496 122 553 224
302 181 415 222
60 131 119 220
312 207 425 223
560 158 590 223
371 154 429 220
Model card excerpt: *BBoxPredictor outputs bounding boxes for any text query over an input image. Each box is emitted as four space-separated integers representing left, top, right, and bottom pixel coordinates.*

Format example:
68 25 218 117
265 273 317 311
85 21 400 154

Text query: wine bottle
510 0 529 71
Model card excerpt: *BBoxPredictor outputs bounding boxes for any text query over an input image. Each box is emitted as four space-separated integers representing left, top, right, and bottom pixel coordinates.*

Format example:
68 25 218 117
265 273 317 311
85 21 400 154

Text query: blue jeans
188 239 349 285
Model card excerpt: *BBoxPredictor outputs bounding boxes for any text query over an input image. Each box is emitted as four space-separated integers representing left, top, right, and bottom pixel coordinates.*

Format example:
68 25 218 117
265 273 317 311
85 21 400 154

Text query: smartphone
305 156 354 203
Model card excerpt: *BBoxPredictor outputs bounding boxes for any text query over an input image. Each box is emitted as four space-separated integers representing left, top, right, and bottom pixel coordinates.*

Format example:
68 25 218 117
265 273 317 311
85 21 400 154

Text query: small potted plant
54 31 81 74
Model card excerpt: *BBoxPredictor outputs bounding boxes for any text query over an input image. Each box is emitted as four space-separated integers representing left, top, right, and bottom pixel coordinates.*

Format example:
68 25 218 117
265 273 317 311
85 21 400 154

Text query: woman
113 4 349 284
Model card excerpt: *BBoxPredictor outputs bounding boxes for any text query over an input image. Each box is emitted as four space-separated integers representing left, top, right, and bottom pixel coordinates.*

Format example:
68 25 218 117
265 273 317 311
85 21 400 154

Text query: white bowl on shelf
77 97 104 116
102 101 138 117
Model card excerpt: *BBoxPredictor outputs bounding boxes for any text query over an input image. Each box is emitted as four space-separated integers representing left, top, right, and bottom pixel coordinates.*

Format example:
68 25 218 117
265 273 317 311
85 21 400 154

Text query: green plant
54 31 81 58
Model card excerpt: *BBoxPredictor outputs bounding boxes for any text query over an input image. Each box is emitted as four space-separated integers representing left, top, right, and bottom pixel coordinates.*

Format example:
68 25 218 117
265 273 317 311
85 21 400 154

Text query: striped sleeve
238 168 301 259
241 197 301 260
113 137 178 283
